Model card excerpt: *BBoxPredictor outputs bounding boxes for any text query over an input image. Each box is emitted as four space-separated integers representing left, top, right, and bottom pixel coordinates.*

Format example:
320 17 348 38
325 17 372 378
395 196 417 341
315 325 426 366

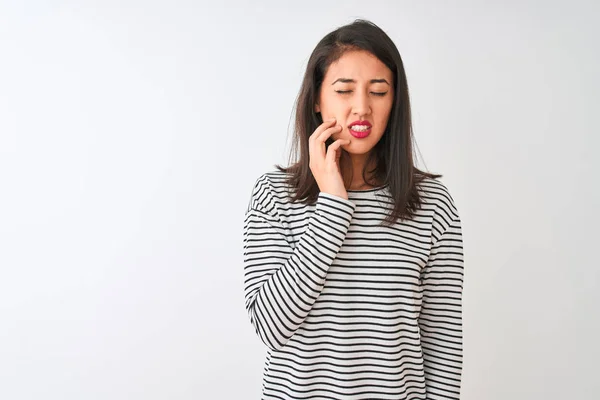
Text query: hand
309 118 351 200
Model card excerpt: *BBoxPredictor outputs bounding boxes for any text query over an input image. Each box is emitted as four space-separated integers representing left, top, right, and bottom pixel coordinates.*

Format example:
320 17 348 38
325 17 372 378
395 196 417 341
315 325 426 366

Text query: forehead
324 50 392 82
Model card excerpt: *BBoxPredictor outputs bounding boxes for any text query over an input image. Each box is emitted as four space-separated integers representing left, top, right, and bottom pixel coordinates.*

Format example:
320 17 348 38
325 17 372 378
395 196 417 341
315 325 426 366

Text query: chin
345 144 376 155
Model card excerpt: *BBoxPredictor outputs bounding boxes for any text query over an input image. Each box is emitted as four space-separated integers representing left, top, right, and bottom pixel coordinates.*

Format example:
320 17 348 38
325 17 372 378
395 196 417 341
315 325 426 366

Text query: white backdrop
1 1 598 399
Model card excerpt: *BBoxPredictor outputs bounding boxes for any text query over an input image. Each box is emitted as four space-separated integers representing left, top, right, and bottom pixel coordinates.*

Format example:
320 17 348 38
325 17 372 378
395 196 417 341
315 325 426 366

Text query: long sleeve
242 176 356 351
418 213 464 400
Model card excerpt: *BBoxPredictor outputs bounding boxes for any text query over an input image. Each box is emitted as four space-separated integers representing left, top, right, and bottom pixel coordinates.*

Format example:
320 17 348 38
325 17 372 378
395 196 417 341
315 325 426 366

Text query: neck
340 151 379 190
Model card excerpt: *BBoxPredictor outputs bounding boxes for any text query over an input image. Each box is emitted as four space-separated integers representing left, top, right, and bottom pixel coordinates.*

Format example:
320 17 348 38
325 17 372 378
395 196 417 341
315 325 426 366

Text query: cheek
320 101 347 119
378 109 392 127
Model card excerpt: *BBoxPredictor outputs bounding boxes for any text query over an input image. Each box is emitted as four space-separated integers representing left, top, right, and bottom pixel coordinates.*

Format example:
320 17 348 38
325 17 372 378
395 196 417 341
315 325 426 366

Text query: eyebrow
331 78 390 86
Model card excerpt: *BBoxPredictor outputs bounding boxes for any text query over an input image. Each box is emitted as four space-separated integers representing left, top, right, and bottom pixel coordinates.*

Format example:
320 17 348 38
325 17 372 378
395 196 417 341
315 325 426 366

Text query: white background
1 1 598 399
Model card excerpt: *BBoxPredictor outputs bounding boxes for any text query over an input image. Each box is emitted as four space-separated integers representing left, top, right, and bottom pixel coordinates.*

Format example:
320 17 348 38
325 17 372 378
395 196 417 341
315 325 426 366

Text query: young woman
243 19 464 400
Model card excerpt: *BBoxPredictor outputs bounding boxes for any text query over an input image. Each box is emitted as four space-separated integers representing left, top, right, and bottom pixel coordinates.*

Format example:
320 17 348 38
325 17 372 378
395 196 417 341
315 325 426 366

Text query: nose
351 90 371 117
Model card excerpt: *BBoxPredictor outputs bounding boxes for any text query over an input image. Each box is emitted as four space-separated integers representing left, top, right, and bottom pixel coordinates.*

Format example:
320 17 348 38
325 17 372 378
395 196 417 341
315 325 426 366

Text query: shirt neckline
347 184 389 194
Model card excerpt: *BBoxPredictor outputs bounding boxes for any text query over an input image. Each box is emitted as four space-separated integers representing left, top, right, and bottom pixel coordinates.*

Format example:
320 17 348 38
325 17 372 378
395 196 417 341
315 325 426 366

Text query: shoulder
246 170 292 215
418 176 458 213
249 170 291 200
417 175 461 230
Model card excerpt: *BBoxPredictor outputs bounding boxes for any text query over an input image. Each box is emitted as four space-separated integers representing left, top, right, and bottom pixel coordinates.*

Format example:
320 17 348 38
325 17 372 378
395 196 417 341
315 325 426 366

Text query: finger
326 139 350 166
312 125 341 163
309 128 330 162
311 119 338 143
318 126 342 161
309 118 336 141
316 124 342 146
309 120 336 163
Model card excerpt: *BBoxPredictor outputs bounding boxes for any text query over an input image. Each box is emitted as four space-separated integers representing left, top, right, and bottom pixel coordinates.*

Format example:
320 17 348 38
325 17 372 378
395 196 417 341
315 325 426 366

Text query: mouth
348 122 372 138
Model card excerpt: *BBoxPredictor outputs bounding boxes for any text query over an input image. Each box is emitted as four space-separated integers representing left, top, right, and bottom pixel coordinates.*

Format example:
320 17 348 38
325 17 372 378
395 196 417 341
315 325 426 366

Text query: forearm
243 191 355 350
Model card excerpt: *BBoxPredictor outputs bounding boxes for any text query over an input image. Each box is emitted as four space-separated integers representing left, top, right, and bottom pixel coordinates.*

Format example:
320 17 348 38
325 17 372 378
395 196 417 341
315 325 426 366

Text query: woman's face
315 49 394 155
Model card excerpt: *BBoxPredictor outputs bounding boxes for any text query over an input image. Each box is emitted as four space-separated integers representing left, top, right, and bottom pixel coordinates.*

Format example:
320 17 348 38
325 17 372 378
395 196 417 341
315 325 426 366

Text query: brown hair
275 18 442 226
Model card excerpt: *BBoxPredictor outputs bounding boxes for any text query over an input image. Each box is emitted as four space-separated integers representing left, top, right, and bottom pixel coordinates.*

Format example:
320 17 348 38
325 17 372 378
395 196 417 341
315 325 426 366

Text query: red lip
348 120 372 128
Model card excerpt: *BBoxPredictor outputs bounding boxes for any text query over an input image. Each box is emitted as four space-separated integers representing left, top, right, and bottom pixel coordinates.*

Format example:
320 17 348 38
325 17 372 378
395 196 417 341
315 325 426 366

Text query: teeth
350 125 370 132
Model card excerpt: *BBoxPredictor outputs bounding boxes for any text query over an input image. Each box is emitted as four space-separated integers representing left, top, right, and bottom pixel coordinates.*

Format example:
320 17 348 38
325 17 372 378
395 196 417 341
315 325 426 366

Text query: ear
314 103 320 113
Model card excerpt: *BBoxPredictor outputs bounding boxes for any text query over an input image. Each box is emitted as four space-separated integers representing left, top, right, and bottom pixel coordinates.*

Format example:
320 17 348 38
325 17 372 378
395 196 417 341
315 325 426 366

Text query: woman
243 19 464 400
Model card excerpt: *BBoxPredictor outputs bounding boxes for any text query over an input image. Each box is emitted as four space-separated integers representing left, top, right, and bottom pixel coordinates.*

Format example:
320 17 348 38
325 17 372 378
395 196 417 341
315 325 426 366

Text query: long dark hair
275 18 442 227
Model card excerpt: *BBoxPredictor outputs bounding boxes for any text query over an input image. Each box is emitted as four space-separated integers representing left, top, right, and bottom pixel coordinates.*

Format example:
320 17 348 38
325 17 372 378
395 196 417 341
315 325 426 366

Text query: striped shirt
243 170 464 400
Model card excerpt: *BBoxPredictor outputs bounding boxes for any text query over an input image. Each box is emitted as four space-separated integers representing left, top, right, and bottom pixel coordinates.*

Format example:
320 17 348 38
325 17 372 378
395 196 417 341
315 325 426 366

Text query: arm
418 214 464 400
242 176 356 351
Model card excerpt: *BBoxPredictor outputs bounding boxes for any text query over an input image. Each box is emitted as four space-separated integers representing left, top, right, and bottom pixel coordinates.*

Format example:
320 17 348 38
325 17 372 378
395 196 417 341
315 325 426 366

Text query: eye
335 90 388 97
